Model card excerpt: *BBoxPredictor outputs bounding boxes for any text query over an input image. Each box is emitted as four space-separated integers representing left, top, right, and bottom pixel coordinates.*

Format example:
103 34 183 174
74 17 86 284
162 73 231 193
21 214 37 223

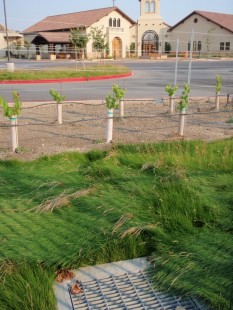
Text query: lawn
0 139 232 309
0 64 130 81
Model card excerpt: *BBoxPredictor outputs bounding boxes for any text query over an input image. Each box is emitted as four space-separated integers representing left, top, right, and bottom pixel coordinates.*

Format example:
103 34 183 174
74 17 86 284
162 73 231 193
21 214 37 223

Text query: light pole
3 0 14 71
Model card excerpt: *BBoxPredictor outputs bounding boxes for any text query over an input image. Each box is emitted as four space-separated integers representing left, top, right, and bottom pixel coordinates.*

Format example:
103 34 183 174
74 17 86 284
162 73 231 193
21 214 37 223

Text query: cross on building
112 0 116 7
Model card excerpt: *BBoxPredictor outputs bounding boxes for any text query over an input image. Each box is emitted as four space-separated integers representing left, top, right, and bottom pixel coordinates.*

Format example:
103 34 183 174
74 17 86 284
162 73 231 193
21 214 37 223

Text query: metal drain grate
69 271 203 310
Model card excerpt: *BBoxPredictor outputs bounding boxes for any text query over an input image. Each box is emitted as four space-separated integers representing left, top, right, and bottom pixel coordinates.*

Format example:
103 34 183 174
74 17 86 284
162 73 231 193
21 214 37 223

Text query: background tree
69 28 89 70
24 39 31 60
14 39 22 58
90 26 107 59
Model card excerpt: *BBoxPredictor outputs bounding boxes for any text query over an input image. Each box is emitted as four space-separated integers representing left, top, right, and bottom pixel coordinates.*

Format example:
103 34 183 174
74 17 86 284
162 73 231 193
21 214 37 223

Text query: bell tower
137 0 166 56
139 0 161 17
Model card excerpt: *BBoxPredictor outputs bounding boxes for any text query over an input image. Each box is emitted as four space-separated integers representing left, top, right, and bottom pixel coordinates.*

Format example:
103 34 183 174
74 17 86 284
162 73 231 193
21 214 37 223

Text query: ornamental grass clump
105 84 126 143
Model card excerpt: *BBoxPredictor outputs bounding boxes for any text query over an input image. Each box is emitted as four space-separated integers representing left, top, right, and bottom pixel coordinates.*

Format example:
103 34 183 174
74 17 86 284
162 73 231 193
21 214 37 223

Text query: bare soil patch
0 97 232 161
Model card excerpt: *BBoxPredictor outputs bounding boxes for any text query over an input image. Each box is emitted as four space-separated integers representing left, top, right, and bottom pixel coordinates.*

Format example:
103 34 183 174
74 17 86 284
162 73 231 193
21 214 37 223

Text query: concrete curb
0 72 133 85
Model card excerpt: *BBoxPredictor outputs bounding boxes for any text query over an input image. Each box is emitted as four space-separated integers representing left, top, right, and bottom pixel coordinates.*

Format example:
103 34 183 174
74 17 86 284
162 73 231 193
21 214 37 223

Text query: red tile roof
23 7 135 34
169 11 233 33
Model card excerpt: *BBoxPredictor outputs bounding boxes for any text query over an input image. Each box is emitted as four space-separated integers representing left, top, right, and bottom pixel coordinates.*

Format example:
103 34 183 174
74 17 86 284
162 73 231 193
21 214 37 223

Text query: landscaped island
0 64 130 81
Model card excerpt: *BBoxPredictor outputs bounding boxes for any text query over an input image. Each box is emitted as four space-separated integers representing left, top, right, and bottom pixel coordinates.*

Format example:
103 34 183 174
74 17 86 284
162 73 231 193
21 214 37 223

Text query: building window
198 41 202 51
117 18 121 27
226 42 230 50
188 41 191 51
193 41 197 51
194 18 198 23
109 18 112 27
145 1 150 13
151 1 156 13
220 42 225 50
113 18 116 27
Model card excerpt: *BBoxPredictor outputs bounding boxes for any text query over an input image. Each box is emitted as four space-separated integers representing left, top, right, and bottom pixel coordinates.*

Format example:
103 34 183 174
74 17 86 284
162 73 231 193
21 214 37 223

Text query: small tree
165 84 178 113
70 28 89 70
215 74 222 110
90 26 107 59
216 74 222 93
178 84 190 111
0 91 22 151
0 91 21 117
105 84 126 143
178 84 190 136
24 39 31 60
14 39 22 58
165 42 171 53
50 89 66 124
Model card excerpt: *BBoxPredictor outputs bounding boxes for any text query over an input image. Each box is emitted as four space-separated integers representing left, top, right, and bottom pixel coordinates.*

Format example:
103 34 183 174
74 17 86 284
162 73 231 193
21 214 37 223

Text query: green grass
0 64 130 80
0 139 233 309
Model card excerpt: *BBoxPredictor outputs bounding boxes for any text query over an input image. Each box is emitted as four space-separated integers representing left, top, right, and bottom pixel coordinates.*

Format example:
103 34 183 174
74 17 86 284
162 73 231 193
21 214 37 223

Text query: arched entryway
142 31 159 55
112 37 122 58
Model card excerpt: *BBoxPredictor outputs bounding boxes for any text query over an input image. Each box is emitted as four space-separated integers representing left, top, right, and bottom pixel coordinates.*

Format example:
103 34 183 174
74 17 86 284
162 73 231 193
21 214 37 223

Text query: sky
0 0 233 32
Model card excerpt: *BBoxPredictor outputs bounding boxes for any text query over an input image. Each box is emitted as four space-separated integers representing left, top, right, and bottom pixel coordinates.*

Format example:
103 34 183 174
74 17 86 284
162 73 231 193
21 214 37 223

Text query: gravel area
0 97 232 161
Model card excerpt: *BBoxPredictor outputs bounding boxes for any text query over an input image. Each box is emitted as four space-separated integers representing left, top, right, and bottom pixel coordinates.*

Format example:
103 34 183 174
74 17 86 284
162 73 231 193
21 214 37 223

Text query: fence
0 95 232 158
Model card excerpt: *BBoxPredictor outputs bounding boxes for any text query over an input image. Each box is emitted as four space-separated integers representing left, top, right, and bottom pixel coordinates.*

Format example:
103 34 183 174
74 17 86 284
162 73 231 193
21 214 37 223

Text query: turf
0 139 232 309
0 64 130 81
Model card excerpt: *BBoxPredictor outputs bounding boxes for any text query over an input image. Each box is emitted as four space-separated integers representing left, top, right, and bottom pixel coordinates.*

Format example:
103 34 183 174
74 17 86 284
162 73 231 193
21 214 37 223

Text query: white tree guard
169 95 175 114
120 100 124 118
215 91 220 110
106 109 113 143
10 115 18 152
178 109 186 136
57 104 63 124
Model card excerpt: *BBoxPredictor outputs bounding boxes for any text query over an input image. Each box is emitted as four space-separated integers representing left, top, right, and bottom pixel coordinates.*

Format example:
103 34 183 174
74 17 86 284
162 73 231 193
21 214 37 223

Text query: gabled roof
23 7 136 34
169 11 233 33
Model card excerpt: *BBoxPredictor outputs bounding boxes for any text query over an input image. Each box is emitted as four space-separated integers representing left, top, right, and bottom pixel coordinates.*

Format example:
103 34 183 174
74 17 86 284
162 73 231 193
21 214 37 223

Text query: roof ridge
45 6 115 19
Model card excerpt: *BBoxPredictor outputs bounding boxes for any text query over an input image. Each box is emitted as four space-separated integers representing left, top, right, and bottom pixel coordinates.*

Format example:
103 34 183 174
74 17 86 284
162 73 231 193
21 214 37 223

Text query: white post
106 109 113 143
57 104 63 124
10 115 18 152
120 100 124 118
169 95 175 114
174 38 179 86
215 91 220 110
187 29 194 86
178 109 186 136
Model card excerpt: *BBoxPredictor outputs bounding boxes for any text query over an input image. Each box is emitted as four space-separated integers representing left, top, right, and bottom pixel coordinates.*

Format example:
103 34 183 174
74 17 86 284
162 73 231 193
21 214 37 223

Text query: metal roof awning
31 32 71 45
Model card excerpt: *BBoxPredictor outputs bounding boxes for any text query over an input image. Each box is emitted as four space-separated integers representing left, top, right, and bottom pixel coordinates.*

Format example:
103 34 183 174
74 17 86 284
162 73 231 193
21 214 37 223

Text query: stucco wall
86 11 133 59
169 14 233 54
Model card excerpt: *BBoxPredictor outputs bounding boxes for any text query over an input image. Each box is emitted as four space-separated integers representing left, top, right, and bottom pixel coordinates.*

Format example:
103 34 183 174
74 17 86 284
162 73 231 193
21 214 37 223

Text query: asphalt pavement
0 59 232 102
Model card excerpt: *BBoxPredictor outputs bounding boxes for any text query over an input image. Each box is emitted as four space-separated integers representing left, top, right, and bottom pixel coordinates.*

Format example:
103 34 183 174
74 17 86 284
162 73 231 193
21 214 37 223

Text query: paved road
0 59 232 102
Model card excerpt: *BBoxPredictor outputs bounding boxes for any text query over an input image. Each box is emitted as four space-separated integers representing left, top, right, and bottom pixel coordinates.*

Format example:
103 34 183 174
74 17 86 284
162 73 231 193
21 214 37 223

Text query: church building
23 0 169 59
21 0 233 59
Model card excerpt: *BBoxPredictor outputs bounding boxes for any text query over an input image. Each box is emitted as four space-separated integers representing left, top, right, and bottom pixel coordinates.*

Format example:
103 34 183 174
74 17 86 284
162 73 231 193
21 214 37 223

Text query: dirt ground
0 97 232 161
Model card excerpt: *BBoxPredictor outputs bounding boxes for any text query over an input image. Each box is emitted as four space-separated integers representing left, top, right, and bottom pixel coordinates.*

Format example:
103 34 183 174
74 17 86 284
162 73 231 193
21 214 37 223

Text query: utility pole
3 0 14 71
3 0 10 62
